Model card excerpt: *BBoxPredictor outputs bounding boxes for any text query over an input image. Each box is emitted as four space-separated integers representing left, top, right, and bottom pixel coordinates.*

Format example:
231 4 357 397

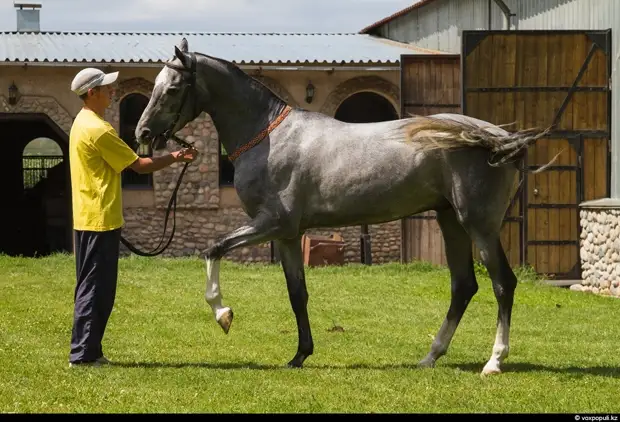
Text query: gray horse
135 38 551 376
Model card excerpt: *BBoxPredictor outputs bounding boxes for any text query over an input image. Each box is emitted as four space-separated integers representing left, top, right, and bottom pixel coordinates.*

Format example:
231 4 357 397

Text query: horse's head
135 38 205 151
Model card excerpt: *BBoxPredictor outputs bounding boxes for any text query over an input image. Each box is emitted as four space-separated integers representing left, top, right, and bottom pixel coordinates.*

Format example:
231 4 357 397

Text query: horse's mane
194 52 245 78
192 52 287 105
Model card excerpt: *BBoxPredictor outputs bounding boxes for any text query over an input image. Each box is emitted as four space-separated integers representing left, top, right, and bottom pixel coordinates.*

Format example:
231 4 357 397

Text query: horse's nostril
139 128 151 140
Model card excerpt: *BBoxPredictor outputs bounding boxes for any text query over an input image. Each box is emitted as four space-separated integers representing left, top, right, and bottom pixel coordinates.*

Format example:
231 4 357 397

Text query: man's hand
129 147 200 174
172 147 199 163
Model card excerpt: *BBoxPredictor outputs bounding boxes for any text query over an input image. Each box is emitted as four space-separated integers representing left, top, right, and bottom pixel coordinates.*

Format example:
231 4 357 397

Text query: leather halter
158 52 198 149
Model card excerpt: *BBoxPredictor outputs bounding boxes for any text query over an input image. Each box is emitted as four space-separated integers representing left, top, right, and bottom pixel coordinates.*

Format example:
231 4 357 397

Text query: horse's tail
404 115 556 173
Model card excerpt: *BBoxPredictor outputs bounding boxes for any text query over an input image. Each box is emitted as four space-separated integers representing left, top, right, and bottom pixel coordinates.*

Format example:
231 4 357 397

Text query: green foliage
473 259 543 284
474 259 489 279
22 137 63 156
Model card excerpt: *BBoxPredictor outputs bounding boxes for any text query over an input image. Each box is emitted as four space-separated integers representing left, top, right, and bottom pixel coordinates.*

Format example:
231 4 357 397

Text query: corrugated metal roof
359 0 439 34
0 31 443 65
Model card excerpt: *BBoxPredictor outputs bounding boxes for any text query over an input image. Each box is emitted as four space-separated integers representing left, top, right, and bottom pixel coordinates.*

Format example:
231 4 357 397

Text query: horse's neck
198 57 287 158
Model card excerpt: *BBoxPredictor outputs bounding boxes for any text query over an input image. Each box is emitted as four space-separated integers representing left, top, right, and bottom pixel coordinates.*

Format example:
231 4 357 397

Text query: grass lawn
1 253 620 413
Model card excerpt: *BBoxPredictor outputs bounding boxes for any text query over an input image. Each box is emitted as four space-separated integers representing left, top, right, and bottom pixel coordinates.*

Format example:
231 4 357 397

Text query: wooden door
399 54 461 265
462 30 611 278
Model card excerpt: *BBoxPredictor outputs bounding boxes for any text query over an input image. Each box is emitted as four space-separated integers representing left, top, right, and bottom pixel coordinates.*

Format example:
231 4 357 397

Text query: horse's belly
300 150 445 228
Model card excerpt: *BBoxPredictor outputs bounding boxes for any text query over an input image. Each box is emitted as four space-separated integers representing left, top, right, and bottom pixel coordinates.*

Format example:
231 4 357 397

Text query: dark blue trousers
69 228 121 364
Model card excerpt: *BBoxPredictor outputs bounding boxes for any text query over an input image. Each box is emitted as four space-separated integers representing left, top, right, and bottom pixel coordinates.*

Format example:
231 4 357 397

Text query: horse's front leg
204 215 284 334
274 236 313 368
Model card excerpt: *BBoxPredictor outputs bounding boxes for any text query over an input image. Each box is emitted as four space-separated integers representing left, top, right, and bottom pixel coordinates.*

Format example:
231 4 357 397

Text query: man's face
88 84 114 108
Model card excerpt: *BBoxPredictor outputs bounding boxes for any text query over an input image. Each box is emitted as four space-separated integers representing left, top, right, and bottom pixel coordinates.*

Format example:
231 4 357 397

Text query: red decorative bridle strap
228 105 293 162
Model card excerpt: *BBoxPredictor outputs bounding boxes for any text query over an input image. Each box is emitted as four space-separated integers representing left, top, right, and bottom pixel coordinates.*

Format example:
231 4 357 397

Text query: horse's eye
167 87 180 94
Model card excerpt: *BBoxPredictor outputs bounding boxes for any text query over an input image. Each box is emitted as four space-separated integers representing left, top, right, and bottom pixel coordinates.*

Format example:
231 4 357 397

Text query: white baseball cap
70 68 119 96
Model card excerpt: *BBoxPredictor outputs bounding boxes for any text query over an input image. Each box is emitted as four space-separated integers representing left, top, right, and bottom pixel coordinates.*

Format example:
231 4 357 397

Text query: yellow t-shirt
69 108 139 232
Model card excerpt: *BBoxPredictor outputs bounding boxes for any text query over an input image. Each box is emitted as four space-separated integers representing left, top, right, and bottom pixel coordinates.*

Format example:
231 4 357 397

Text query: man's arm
129 148 199 174
95 127 199 175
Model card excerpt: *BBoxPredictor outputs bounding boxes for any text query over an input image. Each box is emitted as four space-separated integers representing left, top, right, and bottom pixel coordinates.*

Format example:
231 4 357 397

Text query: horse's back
258 109 518 228
268 111 449 226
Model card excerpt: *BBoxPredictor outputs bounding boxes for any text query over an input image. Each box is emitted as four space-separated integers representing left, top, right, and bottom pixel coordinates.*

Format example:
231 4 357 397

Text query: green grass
1 253 620 413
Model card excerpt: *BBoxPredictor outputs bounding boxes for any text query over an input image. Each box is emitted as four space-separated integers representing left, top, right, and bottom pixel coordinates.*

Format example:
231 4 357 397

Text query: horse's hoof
287 352 309 368
286 359 303 369
481 362 502 376
217 308 234 334
417 357 436 369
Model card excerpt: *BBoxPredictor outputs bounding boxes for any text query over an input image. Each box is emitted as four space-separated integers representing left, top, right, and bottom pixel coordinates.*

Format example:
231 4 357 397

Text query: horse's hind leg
204 214 285 334
471 233 517 375
418 207 478 368
274 236 313 368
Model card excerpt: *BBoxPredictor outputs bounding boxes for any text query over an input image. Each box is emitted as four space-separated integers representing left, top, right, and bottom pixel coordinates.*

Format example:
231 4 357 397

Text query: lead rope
120 160 190 257
119 135 195 257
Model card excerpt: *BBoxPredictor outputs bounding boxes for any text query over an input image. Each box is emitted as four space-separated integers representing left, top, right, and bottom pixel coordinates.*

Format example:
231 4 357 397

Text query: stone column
578 198 620 296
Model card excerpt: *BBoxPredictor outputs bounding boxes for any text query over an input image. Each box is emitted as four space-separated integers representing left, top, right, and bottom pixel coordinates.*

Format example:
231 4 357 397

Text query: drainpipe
493 0 516 29
488 0 493 30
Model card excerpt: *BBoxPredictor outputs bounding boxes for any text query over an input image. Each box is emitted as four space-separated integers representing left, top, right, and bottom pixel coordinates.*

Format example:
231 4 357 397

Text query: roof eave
359 0 438 34
0 59 402 69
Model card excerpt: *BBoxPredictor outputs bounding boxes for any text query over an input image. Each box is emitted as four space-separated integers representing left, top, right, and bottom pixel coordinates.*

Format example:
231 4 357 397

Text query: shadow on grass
111 360 620 377
113 361 421 370
112 361 283 370
445 362 620 378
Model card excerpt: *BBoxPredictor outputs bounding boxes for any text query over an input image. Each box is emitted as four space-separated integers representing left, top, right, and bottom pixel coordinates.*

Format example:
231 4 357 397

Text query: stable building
0 3 443 264
362 0 618 289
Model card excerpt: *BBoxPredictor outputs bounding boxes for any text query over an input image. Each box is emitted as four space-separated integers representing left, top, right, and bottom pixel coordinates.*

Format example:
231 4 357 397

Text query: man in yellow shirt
68 68 198 367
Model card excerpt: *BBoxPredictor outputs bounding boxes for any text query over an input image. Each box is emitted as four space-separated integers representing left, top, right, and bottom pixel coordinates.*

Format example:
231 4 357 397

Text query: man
67 68 198 367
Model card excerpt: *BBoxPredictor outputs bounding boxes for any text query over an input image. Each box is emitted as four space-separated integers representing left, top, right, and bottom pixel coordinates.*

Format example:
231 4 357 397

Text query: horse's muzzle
151 135 169 151
136 129 168 151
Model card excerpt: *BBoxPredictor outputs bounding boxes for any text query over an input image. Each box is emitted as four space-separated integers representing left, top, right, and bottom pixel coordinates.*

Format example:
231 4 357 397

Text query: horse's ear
174 45 191 69
178 37 189 53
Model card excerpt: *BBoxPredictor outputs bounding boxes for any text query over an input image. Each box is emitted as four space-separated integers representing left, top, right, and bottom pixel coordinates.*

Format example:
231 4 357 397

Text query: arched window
334 92 398 123
119 93 152 188
22 137 63 190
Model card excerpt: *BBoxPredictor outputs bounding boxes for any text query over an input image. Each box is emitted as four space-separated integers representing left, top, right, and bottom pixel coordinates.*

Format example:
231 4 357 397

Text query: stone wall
0 95 74 135
319 75 400 117
576 199 620 296
121 207 272 262
306 222 401 264
121 209 401 264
